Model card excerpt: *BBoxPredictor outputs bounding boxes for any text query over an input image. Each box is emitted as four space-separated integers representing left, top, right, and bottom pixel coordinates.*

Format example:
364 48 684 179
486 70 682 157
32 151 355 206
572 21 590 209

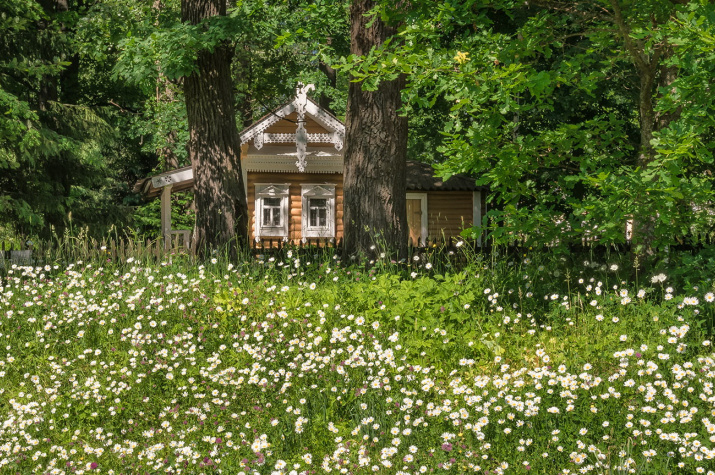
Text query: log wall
426 191 476 239
248 172 343 243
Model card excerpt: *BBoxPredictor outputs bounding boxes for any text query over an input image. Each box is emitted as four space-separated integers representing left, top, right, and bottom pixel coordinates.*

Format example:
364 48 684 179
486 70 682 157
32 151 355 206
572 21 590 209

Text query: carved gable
239 84 345 173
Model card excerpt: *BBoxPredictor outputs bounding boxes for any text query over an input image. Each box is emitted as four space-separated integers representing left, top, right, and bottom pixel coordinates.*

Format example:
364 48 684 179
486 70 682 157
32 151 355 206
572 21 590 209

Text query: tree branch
608 0 650 73
526 0 611 22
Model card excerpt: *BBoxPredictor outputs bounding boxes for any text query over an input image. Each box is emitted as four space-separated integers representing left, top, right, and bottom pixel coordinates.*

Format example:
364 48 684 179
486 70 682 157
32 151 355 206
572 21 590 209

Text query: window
255 184 289 239
301 184 335 238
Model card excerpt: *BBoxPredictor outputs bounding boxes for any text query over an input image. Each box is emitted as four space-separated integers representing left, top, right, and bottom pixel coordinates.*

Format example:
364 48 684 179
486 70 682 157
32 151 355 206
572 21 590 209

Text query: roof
133 166 193 199
406 160 485 192
239 96 345 143
132 84 484 199
134 160 484 200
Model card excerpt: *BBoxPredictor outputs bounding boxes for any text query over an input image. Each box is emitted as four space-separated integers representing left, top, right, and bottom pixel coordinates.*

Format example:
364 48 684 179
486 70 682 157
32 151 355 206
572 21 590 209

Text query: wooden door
406 198 423 246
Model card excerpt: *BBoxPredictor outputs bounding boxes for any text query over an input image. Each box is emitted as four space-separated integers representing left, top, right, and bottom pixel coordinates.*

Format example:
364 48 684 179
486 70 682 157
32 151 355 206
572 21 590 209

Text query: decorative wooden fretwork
239 84 346 172
261 133 337 144
240 104 295 146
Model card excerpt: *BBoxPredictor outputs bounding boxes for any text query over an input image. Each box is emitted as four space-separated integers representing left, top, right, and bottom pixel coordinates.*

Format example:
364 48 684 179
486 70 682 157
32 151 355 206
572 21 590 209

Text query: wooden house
135 85 487 248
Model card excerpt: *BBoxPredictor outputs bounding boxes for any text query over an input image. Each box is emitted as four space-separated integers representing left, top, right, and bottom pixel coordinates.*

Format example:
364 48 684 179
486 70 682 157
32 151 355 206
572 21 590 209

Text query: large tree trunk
342 0 408 259
182 0 248 257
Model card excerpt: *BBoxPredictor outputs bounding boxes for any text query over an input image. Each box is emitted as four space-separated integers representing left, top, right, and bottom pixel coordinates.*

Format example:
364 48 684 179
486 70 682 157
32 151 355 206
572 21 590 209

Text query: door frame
406 192 428 246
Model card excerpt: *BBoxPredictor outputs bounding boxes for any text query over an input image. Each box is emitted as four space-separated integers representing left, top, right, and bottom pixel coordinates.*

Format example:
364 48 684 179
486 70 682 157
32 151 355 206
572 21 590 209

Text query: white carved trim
305 100 345 151
256 184 290 195
293 84 315 172
264 133 295 143
240 103 296 145
254 131 264 150
262 133 340 145
301 184 336 238
295 121 308 172
295 83 314 117
244 156 343 174
151 168 193 188
331 131 343 151
240 86 346 160
255 183 290 239
304 100 346 134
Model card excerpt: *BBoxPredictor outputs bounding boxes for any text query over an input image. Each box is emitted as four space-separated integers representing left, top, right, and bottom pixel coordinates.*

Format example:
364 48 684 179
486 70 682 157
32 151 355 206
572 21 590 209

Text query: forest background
1 0 714 253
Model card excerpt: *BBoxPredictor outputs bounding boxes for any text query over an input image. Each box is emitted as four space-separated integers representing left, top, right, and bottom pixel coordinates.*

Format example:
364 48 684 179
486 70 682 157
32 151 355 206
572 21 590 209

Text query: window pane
318 208 327 227
309 198 328 228
262 208 272 226
263 198 282 227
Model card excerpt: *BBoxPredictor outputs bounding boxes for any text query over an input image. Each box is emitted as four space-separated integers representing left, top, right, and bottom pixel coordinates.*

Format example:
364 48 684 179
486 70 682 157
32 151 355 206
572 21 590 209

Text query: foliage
0 0 150 237
0 0 353 240
111 0 349 125
4 0 714 252
340 0 715 251
132 191 196 238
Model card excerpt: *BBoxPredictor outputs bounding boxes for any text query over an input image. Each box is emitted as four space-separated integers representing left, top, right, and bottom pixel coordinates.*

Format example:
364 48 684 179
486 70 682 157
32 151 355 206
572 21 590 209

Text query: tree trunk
631 67 658 253
342 0 408 259
181 0 248 257
609 0 665 253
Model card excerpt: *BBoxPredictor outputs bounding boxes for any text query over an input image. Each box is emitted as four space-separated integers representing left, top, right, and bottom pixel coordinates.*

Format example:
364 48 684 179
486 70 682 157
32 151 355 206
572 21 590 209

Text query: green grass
0 249 714 474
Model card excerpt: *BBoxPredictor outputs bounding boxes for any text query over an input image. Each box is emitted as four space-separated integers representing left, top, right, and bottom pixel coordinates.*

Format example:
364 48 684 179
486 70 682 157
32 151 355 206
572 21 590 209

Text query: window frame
255 184 290 240
301 184 336 238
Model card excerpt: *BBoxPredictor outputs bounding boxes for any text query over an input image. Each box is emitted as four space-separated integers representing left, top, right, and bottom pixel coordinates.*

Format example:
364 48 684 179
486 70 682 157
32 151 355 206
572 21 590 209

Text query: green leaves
338 0 715 252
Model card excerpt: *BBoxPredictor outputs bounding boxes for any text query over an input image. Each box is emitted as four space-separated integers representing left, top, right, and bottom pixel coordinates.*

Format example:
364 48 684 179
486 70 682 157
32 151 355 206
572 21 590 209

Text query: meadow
1 246 714 475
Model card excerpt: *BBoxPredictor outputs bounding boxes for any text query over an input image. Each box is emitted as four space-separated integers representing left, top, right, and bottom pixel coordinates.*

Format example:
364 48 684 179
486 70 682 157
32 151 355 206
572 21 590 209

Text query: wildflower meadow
1 248 714 475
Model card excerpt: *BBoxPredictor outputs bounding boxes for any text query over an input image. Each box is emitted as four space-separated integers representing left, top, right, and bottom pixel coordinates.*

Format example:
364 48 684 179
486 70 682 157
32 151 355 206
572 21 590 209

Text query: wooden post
161 184 173 251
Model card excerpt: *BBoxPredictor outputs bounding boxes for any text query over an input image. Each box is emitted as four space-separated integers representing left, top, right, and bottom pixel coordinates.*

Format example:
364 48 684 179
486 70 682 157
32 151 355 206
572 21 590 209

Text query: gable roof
240 96 345 146
134 160 484 200
406 160 485 192
239 85 344 172
133 84 485 198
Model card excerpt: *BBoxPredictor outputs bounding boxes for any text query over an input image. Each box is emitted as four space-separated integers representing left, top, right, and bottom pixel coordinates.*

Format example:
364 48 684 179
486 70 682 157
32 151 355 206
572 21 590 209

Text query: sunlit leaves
339 0 715 250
